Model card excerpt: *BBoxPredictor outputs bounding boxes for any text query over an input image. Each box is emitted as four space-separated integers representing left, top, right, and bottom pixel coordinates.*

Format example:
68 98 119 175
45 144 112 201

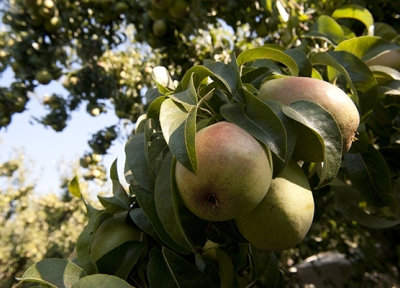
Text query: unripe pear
168 0 189 19
175 122 273 222
152 19 167 37
148 7 166 21
38 0 56 19
43 16 61 33
235 159 314 251
90 212 144 262
35 68 53 85
259 77 360 162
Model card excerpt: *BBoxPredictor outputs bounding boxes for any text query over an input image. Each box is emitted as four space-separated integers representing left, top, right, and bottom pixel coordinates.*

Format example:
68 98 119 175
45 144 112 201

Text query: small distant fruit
152 19 167 37
35 68 53 85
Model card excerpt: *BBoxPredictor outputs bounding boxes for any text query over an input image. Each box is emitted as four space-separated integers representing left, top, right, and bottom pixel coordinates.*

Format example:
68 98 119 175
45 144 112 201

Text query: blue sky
0 66 128 194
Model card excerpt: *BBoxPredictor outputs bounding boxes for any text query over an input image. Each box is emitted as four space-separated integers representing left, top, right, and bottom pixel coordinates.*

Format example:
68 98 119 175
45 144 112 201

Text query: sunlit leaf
152 66 175 93
160 98 197 173
334 36 400 62
331 4 374 35
237 47 299 76
68 175 81 198
303 15 344 45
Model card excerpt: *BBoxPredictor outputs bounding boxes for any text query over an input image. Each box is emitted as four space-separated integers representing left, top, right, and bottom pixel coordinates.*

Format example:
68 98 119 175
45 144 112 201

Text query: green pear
259 77 360 162
235 159 314 251
43 16 61 34
148 7 166 21
168 0 189 19
152 19 167 37
35 68 53 85
90 212 144 262
175 121 273 222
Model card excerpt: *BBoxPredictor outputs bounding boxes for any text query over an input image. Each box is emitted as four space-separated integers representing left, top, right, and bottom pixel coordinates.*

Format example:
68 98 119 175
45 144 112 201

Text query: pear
35 68 53 85
168 0 189 19
175 121 273 222
152 19 167 37
259 77 360 162
90 212 144 262
235 159 314 251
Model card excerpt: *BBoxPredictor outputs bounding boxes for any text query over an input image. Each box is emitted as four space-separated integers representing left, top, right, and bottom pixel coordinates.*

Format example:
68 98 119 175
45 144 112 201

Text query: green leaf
95 241 147 279
179 65 233 96
371 67 400 87
76 203 102 275
129 207 164 244
147 247 214 288
133 186 192 254
366 101 393 137
303 15 344 45
379 79 400 95
263 99 296 177
220 91 287 161
344 144 395 207
241 66 271 89
331 4 374 35
282 100 342 188
374 22 399 41
160 97 197 173
152 66 175 93
147 96 167 120
18 259 87 288
284 49 312 77
71 274 133 288
125 133 155 192
154 152 194 252
333 185 400 228
68 175 81 198
204 60 237 97
113 182 130 207
216 249 235 288
251 249 281 288
144 118 168 177
109 159 119 181
311 51 377 120
97 195 129 210
236 47 299 76
334 36 400 62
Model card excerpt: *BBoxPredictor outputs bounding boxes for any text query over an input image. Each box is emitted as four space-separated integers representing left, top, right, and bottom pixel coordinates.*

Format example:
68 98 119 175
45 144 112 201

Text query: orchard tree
0 150 94 288
1 0 400 287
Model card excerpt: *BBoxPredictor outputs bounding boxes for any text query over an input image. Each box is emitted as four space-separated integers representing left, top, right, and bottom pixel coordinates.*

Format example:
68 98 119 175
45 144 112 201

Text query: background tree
0 150 103 287
1 0 400 287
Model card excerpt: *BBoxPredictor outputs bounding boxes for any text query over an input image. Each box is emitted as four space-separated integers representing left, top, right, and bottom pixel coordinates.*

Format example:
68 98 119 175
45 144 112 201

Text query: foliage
2 0 400 287
0 151 88 287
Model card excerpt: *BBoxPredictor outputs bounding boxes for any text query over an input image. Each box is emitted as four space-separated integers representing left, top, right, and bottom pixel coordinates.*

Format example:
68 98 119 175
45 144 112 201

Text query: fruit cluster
174 76 359 252
24 0 62 33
